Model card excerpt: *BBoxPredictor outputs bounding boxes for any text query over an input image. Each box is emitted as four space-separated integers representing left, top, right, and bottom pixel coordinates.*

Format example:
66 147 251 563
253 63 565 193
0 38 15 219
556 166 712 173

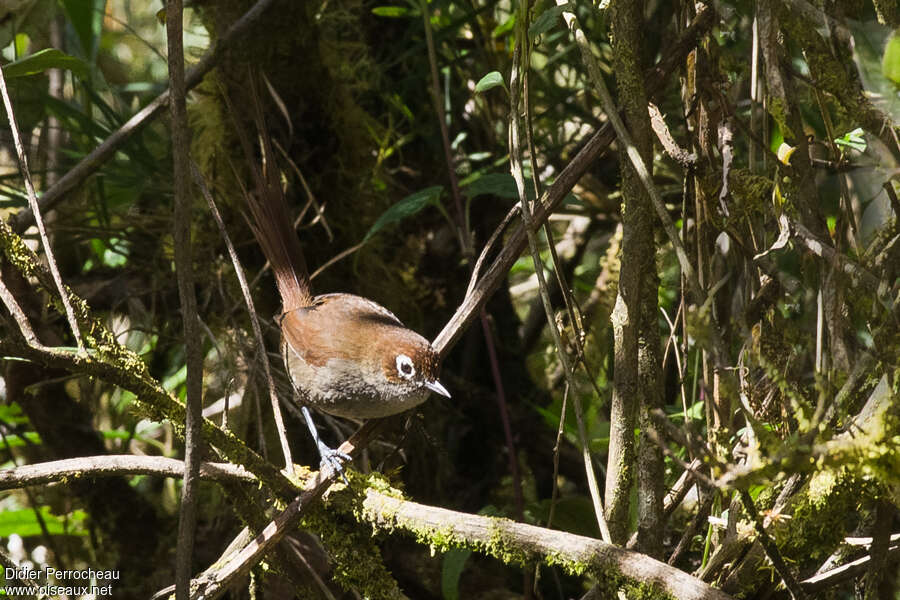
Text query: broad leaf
441 548 472 600
2 49 89 80
474 71 504 93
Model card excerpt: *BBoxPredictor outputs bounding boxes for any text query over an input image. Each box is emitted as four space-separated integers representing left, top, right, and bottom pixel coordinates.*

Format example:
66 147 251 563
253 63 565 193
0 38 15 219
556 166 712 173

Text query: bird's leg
301 406 351 482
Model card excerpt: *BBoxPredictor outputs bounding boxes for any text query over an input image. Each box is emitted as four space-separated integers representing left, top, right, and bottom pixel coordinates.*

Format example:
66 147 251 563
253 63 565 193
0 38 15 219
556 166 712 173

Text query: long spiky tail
226 81 312 312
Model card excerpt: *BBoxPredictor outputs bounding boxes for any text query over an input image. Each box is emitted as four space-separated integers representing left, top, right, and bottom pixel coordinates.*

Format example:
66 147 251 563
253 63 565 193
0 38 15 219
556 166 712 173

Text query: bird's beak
425 379 451 398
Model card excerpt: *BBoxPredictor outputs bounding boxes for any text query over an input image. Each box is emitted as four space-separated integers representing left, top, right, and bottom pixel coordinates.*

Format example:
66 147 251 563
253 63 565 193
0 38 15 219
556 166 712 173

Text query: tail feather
229 81 312 312
244 184 312 312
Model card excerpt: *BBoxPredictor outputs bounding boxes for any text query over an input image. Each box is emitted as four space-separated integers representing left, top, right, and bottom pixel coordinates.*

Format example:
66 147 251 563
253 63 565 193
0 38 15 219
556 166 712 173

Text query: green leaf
462 172 536 200
60 0 104 60
441 548 472 600
474 71 505 93
531 496 602 537
529 3 572 39
882 30 900 85
0 506 85 538
0 432 42 448
1 48 89 80
14 33 29 58
0 402 28 425
834 127 867 152
363 186 444 243
492 13 516 38
372 6 410 17
462 173 518 198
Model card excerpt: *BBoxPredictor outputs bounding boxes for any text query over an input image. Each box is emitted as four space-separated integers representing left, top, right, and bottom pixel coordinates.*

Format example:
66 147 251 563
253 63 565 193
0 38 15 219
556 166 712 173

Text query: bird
241 118 450 477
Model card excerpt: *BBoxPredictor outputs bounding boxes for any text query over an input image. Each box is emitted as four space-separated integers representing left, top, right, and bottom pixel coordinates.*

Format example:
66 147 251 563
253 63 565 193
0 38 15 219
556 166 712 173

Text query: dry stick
864 499 896 597
10 0 279 235
463 204 519 300
191 162 293 470
545 383 569 532
272 138 333 241
791 221 881 290
648 102 697 168
509 2 611 544
308 241 364 281
432 4 714 357
525 66 584 366
0 66 83 351
521 10 599 408
803 544 900 593
884 180 900 222
166 1 203 598
284 537 338 600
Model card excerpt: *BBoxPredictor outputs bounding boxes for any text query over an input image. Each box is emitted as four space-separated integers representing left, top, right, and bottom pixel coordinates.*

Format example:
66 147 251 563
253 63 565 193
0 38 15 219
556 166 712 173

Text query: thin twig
419 0 525 528
510 0 610 544
0 65 83 350
192 162 293 470
0 274 39 345
557 0 703 305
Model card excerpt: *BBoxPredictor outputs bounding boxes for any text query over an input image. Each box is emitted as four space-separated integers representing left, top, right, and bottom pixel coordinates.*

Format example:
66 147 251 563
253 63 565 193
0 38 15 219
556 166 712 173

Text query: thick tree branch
361 489 734 600
0 453 733 600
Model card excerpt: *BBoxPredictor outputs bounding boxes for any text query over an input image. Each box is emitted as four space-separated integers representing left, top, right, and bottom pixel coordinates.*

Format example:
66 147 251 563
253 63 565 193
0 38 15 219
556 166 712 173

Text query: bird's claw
317 442 352 483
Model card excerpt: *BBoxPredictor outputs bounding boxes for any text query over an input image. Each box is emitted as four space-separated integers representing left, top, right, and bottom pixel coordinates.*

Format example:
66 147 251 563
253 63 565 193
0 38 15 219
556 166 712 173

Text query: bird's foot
317 441 352 483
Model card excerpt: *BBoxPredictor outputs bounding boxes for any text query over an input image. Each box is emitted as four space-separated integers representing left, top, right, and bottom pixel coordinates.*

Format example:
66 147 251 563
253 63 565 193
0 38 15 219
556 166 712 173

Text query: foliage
0 0 898 598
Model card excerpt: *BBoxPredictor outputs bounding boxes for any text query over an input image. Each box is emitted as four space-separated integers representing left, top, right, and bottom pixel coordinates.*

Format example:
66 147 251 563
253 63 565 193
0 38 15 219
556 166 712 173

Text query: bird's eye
395 354 415 379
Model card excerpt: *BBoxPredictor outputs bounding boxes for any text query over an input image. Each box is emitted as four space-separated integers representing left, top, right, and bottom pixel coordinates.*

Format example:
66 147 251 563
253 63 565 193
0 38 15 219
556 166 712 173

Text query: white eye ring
396 354 415 379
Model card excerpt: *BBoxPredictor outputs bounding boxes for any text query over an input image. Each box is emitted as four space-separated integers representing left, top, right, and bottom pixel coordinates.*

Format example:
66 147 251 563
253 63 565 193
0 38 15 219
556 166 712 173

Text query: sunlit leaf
0 432 42 448
776 142 796 165
492 13 516 38
2 48 89 80
0 507 87 538
474 71 505 93
834 127 867 152
884 31 900 85
372 6 410 17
